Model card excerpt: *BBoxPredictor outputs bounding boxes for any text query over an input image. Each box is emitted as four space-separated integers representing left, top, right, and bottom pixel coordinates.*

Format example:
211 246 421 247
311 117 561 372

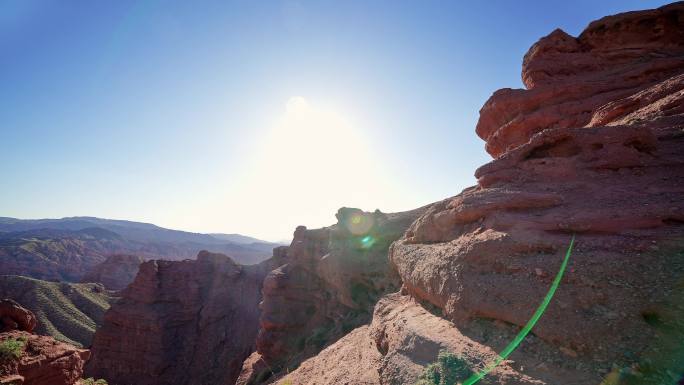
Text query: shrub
0 338 26 361
81 378 108 385
305 327 329 349
416 350 473 385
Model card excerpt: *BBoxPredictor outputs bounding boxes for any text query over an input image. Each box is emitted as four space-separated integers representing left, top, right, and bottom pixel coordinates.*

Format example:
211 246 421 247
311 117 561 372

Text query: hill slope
0 275 115 347
0 217 284 282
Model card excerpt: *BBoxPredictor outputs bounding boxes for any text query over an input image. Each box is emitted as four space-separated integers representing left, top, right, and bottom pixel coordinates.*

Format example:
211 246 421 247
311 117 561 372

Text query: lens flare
345 213 374 235
360 235 376 249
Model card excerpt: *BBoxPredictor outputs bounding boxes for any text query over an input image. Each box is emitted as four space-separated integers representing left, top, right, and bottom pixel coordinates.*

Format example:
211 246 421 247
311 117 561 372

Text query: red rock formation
85 251 279 385
81 254 144 291
0 331 90 385
0 300 36 333
0 303 89 385
277 294 544 385
238 207 426 384
476 2 684 157
387 2 684 382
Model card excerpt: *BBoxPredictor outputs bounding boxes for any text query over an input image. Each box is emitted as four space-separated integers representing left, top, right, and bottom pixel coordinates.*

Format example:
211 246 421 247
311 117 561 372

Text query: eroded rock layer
85 251 277 385
389 2 684 382
476 2 684 157
238 207 426 384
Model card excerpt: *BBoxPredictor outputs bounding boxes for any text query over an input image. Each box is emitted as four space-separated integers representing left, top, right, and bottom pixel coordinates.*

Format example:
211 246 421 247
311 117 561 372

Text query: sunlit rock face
85 251 278 385
238 206 426 384
477 2 684 158
389 2 684 382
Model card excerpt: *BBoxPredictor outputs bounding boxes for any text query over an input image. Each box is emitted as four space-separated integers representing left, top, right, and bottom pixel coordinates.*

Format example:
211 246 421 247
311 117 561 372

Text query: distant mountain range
0 216 286 282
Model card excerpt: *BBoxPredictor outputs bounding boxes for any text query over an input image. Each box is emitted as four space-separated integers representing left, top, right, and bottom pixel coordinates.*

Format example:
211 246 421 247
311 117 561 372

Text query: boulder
0 300 36 333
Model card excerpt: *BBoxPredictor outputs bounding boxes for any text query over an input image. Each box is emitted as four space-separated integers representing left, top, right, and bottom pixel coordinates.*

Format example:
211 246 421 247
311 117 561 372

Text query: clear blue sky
0 0 671 241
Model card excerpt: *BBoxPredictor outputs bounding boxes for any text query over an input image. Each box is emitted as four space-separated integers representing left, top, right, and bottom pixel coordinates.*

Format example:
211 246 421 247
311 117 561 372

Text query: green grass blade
462 235 575 385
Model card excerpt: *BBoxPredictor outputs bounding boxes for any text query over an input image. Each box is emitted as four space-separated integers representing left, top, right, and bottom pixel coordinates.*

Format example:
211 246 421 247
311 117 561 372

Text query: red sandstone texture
85 251 279 385
476 2 684 158
0 331 90 385
81 254 144 291
0 300 36 333
0 303 88 385
237 207 425 384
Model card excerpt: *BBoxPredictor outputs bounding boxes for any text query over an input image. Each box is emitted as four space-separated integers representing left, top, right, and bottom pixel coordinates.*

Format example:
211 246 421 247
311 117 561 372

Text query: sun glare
222 96 395 239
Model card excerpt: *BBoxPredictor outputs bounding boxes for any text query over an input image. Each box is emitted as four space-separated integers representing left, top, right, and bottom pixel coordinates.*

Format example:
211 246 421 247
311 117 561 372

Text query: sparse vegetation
80 378 108 385
0 275 114 347
415 350 473 385
305 326 329 350
0 337 27 361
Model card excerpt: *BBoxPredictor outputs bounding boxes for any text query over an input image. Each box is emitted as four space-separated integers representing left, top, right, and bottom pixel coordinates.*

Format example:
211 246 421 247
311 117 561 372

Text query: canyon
2 2 683 385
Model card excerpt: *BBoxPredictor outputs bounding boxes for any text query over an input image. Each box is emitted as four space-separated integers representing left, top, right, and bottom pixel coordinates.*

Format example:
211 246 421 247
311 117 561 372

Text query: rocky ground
0 300 90 385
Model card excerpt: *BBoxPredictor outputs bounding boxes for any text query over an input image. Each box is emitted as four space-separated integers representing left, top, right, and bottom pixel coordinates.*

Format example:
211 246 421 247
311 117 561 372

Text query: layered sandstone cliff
272 3 684 384
85 251 279 385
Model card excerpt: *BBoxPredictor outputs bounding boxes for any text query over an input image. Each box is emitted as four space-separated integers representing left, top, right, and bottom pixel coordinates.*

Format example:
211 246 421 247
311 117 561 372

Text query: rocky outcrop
85 251 280 385
277 294 546 385
476 2 684 157
0 331 90 385
388 2 684 383
0 300 36 333
238 207 426 384
0 304 89 385
81 254 144 291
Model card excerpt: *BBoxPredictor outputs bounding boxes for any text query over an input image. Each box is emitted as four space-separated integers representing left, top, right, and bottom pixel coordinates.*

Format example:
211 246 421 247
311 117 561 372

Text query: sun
285 96 311 116
221 96 392 235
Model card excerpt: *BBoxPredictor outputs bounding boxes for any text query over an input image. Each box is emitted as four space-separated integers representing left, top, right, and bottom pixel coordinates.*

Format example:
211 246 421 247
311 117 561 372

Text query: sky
0 0 672 241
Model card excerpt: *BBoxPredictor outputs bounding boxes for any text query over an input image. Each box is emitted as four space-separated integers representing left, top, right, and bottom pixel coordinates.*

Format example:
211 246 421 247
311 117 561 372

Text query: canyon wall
85 251 280 385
